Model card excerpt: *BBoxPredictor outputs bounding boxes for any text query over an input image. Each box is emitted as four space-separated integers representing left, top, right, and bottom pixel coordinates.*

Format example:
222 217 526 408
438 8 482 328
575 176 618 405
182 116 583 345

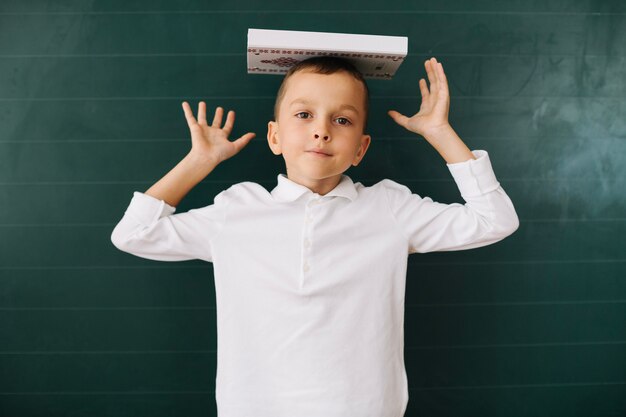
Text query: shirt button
303 263 310 272
303 239 311 248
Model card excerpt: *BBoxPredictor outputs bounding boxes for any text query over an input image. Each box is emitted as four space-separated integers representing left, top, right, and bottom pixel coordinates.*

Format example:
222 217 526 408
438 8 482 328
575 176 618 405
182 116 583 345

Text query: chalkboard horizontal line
0 390 213 396
0 135 626 147
2 95 626 101
1 381 624 396
0 350 214 355
409 381 626 391
408 259 626 266
0 52 223 58
1 341 624 356
0 222 123 227
0 181 233 187
0 177 621 186
0 10 623 16
0 52 624 58
0 265 206 270
409 300 626 307
0 180 453 185
1 136 623 143
1 218 624 228
2 300 625 311
0 306 215 311
409 341 626 350
521 218 626 223
0 96 266 101
1 259 624 270
0 265 213 270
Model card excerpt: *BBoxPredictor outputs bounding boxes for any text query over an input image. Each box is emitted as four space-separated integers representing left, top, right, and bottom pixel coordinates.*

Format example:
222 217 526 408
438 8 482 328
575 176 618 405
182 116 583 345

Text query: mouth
306 149 332 157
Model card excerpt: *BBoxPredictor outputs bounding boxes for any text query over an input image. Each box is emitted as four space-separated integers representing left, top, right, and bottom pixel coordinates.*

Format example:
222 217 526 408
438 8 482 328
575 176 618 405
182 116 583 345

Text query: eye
295 112 311 119
335 117 352 126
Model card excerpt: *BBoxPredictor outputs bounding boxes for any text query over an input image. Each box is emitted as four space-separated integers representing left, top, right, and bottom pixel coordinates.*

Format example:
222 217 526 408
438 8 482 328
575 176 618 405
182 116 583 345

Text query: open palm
388 57 451 138
182 101 256 164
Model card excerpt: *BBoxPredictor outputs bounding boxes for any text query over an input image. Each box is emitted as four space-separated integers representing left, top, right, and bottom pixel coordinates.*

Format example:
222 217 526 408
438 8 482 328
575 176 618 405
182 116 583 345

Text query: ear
352 134 371 166
267 120 282 155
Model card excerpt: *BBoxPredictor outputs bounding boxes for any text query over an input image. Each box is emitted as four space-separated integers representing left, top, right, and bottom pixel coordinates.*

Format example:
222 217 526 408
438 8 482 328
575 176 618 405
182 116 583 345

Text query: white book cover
247 28 408 79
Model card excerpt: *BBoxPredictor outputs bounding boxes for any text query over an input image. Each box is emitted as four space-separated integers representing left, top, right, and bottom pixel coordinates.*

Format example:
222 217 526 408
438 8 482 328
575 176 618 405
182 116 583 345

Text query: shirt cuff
446 150 501 198
125 191 177 227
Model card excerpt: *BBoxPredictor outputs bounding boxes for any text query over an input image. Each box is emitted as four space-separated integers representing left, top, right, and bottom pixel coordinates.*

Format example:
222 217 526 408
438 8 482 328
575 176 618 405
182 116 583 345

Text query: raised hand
387 57 451 139
182 101 256 165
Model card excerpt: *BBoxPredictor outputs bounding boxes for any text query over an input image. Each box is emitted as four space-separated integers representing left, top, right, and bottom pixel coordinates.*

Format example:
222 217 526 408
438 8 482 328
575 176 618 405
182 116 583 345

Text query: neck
286 174 342 196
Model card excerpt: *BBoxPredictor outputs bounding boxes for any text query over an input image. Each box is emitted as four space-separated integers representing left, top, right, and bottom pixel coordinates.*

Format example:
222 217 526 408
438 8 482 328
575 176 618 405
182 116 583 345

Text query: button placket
301 196 319 283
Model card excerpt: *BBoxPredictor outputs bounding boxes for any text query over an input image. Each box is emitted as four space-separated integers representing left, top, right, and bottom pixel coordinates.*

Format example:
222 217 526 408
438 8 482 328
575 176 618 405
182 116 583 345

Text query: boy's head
266 57 372 192
273 57 370 133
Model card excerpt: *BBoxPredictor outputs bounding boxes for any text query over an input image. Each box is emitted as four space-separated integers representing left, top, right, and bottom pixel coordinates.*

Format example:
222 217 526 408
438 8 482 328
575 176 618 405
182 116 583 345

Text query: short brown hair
273 56 370 133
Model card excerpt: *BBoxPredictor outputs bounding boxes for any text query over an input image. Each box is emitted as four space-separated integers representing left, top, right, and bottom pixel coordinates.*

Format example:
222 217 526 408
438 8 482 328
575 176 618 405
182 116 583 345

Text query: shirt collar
270 174 358 203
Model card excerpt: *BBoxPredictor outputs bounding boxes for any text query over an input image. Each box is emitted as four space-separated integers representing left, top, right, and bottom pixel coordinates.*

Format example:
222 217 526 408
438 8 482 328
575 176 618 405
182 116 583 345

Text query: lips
307 149 331 156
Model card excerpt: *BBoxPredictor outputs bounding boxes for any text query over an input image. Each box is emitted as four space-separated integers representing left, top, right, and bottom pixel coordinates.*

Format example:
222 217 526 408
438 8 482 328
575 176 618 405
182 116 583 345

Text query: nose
313 121 331 142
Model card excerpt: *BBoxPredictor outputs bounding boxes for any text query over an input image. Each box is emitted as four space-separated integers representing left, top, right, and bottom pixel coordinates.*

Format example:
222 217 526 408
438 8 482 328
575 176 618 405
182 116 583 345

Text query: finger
222 110 235 135
437 62 449 96
182 101 198 127
425 58 437 91
432 58 443 89
387 110 410 128
230 132 256 155
434 62 450 114
197 101 207 125
430 57 440 87
212 106 224 128
419 78 429 99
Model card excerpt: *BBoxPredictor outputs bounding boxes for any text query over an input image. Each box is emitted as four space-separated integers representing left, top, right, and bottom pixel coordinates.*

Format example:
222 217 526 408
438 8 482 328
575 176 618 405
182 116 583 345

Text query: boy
111 56 518 417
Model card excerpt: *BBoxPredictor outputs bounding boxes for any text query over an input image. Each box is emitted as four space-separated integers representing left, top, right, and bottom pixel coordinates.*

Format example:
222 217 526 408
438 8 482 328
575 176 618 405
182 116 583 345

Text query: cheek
280 139 300 156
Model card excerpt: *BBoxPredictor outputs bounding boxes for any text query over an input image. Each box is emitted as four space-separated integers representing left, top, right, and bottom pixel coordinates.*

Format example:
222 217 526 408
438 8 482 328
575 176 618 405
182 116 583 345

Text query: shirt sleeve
383 150 519 253
110 190 227 262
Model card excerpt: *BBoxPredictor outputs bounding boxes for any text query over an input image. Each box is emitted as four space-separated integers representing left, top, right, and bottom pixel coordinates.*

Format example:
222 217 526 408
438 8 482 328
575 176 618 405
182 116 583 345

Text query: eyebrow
289 99 360 115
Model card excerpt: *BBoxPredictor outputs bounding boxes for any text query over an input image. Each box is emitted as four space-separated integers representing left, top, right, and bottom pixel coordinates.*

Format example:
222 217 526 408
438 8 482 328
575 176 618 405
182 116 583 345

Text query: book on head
247 28 408 79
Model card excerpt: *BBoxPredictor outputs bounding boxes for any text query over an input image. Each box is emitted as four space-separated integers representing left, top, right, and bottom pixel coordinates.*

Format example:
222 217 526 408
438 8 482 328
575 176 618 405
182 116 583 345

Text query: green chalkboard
1 1 625 416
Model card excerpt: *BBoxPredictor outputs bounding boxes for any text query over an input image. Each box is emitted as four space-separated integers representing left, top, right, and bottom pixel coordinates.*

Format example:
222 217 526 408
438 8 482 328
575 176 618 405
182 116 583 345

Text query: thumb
387 110 410 129
230 132 256 155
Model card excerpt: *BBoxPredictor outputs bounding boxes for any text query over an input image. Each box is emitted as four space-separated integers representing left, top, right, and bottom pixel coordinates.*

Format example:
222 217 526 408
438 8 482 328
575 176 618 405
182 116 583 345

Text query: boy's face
267 70 371 194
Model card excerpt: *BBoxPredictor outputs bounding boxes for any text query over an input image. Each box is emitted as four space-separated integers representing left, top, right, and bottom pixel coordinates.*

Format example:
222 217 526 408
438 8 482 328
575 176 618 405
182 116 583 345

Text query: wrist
420 123 455 144
185 151 220 171
420 124 475 164
144 152 217 207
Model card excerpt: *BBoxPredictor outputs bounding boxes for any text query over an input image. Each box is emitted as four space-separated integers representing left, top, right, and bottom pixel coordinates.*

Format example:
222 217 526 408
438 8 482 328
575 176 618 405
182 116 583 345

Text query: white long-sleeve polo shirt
111 150 518 417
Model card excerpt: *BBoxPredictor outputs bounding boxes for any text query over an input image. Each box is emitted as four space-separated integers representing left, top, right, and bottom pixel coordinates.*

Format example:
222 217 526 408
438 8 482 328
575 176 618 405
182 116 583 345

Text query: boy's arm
110 102 255 261
385 58 518 252
145 152 217 208
145 102 256 207
383 151 518 253
388 57 474 164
